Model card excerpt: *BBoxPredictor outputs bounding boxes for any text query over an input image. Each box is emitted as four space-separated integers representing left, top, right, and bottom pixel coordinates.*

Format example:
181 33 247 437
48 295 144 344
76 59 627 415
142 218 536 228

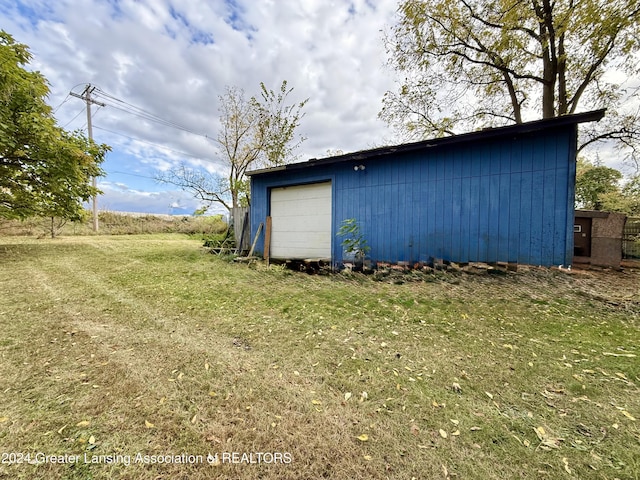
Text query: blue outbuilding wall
249 112 603 267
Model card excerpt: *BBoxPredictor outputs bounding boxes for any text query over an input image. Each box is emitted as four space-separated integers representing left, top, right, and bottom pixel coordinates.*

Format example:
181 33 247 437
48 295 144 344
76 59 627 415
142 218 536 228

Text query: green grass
0 234 638 479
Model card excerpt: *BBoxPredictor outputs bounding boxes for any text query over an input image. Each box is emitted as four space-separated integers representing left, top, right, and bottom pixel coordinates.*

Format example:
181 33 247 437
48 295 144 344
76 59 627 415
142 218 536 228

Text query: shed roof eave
246 109 605 177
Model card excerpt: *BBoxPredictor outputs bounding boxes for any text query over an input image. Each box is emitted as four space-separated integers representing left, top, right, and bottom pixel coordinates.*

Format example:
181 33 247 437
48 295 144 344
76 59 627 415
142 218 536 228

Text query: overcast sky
3 0 401 214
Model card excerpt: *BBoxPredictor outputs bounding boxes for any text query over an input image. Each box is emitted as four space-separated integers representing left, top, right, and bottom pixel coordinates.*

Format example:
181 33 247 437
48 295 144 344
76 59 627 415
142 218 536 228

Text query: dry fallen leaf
363 455 372 461
344 392 352 401
451 430 460 436
88 435 96 445
357 434 369 442
0 417 8 423
439 429 448 438
534 426 563 449
485 392 494 399
311 399 322 405
562 457 571 474
205 362 210 371
76 420 90 427
621 410 636 421
145 420 155 429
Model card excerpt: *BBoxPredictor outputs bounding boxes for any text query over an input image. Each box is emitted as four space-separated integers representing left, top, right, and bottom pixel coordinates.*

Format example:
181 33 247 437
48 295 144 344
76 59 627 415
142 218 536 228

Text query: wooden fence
232 207 251 254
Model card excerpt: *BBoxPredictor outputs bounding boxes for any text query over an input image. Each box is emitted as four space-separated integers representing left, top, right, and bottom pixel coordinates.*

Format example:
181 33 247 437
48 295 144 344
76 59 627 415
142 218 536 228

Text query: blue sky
2 0 400 215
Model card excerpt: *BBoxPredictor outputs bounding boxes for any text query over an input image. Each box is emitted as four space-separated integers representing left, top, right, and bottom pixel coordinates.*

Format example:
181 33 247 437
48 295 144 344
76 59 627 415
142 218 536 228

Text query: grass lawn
0 234 638 479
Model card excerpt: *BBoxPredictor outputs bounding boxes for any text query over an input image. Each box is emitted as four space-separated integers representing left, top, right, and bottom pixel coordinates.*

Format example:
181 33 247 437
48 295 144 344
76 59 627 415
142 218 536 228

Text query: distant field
0 235 638 479
0 211 227 237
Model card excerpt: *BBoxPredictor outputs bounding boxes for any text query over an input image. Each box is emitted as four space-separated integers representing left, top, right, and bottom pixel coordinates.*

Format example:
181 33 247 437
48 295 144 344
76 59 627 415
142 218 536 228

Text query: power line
88 86 213 140
52 94 71 114
63 107 86 129
93 125 213 160
110 170 158 180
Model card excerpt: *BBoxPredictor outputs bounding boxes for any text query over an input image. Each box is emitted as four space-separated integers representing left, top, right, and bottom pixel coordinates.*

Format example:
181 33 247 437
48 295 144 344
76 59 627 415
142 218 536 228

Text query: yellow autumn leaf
439 429 448 438
311 399 322 405
191 414 197 424
88 435 96 444
76 420 90 427
209 391 217 397
205 362 210 371
534 426 546 440
0 417 8 423
451 430 460 436
357 434 369 442
363 455 372 461
621 410 636 421
145 420 155 429
344 392 352 401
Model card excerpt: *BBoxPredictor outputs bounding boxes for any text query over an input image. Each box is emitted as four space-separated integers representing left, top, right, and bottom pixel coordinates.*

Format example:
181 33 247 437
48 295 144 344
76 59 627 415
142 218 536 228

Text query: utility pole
70 84 106 232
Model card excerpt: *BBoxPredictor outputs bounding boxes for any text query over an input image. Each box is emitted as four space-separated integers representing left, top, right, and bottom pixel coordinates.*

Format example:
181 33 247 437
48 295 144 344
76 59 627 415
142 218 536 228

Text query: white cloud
6 1 399 161
97 181 216 215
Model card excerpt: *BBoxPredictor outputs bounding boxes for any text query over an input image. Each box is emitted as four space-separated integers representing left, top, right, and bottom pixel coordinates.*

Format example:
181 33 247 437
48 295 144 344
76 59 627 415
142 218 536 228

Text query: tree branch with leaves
0 31 109 224
157 81 307 212
381 0 640 167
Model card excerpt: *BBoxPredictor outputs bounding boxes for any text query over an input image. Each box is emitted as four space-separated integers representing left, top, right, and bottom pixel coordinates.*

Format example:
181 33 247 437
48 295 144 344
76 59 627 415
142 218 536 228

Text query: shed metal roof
246 109 605 176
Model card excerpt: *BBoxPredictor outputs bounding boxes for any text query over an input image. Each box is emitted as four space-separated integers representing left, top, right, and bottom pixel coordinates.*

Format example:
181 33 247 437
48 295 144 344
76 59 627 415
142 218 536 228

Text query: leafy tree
598 175 640 215
381 0 640 164
575 159 640 214
158 81 307 211
0 31 109 225
575 159 622 210
253 80 308 168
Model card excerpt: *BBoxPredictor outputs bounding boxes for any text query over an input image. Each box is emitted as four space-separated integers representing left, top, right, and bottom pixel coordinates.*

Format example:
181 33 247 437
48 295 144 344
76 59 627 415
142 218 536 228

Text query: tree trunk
539 0 558 118
556 33 568 115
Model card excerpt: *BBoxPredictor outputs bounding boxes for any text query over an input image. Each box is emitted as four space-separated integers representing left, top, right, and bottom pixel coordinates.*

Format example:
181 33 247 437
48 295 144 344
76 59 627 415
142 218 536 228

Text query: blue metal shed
247 110 604 267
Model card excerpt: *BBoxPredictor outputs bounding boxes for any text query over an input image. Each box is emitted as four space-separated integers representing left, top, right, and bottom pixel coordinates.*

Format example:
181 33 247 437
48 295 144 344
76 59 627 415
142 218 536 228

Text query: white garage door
270 182 332 259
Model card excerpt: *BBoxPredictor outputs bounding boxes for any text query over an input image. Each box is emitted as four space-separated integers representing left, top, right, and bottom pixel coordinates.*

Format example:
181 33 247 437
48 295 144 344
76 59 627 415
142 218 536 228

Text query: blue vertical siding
249 125 578 267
